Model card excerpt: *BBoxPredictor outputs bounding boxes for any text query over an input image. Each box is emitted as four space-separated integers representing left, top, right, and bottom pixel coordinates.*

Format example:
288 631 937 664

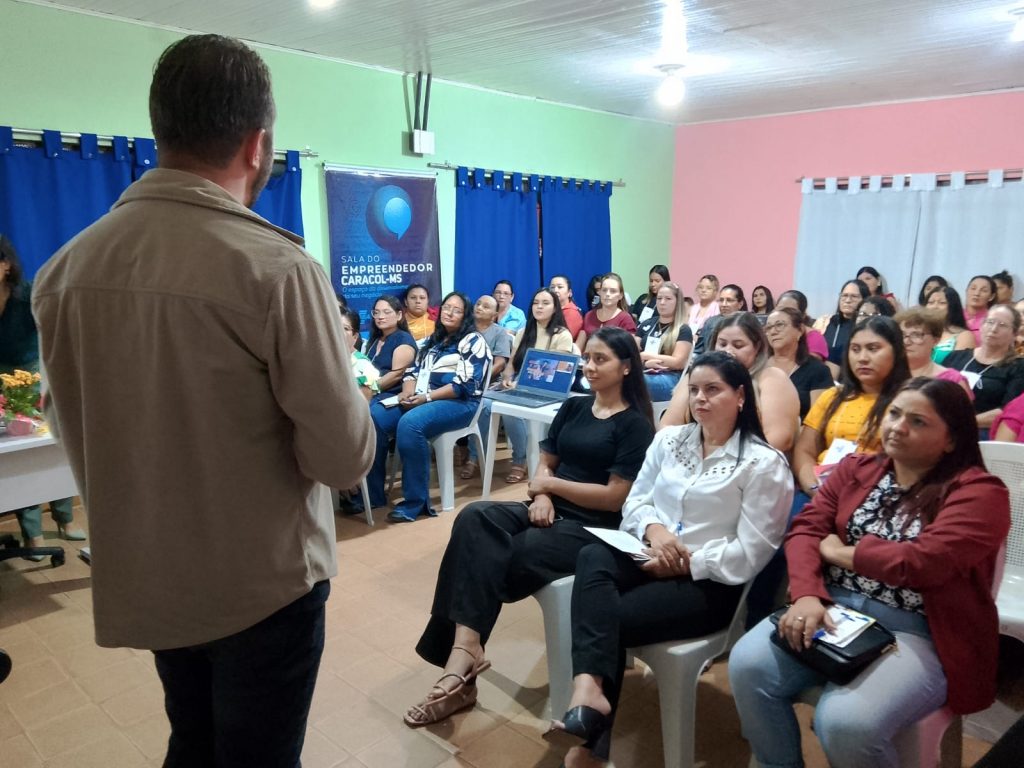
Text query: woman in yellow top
793 316 911 497
404 283 436 342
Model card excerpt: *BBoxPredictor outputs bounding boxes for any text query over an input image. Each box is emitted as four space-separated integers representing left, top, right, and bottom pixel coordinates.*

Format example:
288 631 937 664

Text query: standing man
472 294 511 381
493 279 526 335
33 35 374 768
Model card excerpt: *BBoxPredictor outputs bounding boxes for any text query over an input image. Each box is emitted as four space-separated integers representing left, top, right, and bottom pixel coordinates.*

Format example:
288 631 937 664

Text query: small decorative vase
4 416 35 437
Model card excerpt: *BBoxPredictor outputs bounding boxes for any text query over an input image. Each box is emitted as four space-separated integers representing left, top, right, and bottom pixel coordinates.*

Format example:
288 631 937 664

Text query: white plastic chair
428 358 492 512
330 478 374 526
980 441 1024 644
532 574 576 717
652 399 672 425
630 582 753 768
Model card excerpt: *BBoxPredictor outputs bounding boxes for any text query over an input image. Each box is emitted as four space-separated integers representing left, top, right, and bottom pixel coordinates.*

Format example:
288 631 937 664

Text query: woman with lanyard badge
361 291 490 522
635 281 692 402
630 264 670 323
943 304 1024 438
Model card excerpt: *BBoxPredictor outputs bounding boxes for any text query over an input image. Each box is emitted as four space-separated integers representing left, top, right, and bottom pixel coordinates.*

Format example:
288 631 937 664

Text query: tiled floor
0 456 1013 767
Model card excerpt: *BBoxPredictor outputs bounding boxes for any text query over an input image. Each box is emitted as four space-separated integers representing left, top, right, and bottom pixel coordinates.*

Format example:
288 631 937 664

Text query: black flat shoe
542 705 611 750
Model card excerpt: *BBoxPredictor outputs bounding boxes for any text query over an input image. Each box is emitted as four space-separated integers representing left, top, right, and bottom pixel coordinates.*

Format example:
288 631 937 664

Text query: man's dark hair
150 34 275 167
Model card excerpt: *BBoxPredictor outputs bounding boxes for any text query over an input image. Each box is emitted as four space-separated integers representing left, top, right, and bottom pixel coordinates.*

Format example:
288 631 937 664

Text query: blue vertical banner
324 167 441 331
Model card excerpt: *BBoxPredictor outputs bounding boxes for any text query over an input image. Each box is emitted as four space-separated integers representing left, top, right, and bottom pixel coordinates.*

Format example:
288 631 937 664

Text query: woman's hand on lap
528 495 556 527
779 596 834 651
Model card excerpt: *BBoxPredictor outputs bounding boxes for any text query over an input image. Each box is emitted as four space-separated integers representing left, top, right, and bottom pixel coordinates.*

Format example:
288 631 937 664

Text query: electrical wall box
411 129 435 156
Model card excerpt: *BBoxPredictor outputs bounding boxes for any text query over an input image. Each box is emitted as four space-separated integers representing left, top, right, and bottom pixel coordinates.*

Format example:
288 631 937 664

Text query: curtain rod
427 161 624 188
796 169 1023 188
9 127 318 159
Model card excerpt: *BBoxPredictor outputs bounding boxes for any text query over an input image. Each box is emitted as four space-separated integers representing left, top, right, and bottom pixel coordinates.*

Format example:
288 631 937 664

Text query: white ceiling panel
25 0 1024 122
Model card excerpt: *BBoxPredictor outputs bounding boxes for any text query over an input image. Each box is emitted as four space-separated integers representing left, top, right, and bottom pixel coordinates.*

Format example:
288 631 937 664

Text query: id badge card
961 370 982 390
638 306 655 324
644 331 663 356
415 366 431 394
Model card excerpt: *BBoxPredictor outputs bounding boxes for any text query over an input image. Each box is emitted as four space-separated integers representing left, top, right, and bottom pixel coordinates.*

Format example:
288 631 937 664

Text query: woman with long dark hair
630 264 671 323
924 285 975 363
463 288 573 482
765 307 835 419
856 265 899 311
0 236 83 554
916 275 948 307
814 279 871 371
366 294 417 399
776 289 829 361
361 291 491 522
693 283 747 355
404 327 654 727
544 352 792 766
750 284 775 324
549 274 583 340
731 379 1009 768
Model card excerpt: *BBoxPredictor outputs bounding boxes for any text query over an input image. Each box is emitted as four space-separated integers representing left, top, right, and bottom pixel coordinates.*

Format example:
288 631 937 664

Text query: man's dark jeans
153 580 330 768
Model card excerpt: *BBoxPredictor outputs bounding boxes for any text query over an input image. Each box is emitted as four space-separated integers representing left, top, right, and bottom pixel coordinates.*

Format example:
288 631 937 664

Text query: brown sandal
403 645 491 727
459 460 479 480
505 464 527 484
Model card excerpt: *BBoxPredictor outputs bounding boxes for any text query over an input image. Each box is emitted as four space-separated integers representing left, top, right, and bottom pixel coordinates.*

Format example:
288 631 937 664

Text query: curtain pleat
540 177 612 304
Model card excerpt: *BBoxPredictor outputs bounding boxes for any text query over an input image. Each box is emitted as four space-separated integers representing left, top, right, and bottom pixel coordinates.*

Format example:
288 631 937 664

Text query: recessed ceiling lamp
654 0 688 108
1011 6 1024 42
308 0 338 10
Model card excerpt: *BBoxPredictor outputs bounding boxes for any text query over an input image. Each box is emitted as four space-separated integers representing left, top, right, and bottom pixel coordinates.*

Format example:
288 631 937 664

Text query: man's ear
243 129 267 169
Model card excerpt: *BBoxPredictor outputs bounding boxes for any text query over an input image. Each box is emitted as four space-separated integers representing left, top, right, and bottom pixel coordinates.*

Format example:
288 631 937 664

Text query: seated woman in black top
765 307 834 419
814 279 870 373
404 327 656 727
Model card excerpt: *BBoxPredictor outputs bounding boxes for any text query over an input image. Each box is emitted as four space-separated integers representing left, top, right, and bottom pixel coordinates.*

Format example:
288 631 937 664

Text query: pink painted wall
670 91 1024 300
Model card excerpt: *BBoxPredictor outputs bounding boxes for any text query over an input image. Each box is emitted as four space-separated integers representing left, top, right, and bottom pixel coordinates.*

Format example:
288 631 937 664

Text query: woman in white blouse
544 351 793 767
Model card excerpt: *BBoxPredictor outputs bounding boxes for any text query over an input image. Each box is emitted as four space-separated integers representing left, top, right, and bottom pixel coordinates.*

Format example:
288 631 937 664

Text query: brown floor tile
0 656 68 700
336 651 413 696
0 703 24 741
456 724 563 768
76 655 157 703
300 726 353 768
7 678 90 730
123 712 171 761
53 640 134 679
0 732 44 768
24 704 116 759
355 727 454 768
101 682 166 727
313 697 409 755
44 731 149 768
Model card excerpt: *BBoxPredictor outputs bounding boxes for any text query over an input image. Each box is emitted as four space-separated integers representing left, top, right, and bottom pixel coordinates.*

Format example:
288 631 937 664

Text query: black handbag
768 607 898 684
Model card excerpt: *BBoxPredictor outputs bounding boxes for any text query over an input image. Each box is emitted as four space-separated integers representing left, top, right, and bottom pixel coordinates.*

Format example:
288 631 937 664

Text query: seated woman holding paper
730 378 1010 768
362 291 491 522
544 352 792 767
662 312 799 452
404 327 655 727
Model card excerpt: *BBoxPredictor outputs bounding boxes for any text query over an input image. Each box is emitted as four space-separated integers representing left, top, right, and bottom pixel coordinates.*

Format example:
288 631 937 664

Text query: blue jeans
729 588 947 768
16 498 74 539
153 581 330 768
643 370 681 402
468 402 528 466
368 397 479 517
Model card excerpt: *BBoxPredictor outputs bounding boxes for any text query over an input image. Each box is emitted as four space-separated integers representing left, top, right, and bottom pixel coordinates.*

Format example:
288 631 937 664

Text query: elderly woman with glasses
943 305 1024 438
360 291 492 522
893 308 972 396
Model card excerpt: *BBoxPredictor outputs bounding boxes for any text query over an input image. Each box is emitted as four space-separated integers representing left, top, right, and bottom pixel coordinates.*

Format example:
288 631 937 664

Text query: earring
738 402 744 410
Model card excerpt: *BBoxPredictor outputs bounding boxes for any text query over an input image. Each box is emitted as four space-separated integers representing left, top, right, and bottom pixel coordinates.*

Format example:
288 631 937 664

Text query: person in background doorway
630 264 670 324
0 235 83 559
32 34 375 767
493 279 526 335
404 283 436 343
549 274 584 341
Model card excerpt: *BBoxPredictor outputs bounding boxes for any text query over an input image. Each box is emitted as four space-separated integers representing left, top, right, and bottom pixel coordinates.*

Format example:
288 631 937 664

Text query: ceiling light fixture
308 0 338 10
655 64 686 107
1011 7 1024 42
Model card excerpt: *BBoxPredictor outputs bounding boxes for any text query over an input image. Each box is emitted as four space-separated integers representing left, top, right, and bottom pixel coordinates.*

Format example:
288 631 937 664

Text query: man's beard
246 134 274 209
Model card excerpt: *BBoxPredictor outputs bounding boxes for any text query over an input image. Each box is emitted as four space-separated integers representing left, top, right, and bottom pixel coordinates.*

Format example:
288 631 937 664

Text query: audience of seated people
322 264 1022 768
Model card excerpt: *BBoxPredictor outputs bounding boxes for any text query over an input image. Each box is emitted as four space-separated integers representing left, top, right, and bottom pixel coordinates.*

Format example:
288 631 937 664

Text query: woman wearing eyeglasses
814 280 871 373
361 292 491 522
942 304 1024 438
765 307 834 419
893 308 971 397
366 294 417 400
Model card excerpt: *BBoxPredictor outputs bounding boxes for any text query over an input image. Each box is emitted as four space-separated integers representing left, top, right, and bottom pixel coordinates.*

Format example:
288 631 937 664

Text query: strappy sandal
403 645 491 727
459 460 479 480
505 464 527 484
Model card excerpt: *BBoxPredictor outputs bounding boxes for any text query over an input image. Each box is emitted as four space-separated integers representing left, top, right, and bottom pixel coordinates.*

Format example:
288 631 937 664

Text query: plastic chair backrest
980 442 1024 571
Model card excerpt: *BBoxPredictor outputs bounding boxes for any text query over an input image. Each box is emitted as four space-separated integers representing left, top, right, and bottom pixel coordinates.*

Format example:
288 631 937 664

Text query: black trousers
570 543 741 756
416 501 601 667
153 581 330 768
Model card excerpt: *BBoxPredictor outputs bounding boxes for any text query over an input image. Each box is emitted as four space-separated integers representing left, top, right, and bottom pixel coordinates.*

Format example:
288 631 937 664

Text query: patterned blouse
404 331 492 399
826 470 926 614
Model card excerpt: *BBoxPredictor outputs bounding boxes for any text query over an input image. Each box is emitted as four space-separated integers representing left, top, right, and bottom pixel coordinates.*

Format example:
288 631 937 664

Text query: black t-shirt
789 358 836 419
538 395 655 527
0 282 39 371
943 351 1024 415
823 315 854 366
636 317 693 352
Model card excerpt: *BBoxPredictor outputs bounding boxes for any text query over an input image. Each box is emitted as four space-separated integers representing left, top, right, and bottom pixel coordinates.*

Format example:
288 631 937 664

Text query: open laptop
484 348 580 408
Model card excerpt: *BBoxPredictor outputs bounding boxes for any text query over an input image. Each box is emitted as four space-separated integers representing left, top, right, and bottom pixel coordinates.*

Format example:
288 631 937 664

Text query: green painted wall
0 0 675 300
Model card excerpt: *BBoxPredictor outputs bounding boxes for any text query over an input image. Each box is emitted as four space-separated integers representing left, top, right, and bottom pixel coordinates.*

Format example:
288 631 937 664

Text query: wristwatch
425 390 432 402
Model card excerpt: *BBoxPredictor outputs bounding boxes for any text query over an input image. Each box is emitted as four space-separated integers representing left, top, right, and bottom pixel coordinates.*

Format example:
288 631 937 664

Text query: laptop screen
516 349 579 395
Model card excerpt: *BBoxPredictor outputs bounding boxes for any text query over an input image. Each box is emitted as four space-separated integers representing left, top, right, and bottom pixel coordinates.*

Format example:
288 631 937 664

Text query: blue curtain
540 177 613 305
0 127 143 279
453 166 540 303
252 149 304 236
0 127 304 279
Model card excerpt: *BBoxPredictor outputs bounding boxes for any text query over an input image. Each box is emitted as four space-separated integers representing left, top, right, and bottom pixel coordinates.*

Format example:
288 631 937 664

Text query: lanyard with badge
644 324 665 356
959 357 992 391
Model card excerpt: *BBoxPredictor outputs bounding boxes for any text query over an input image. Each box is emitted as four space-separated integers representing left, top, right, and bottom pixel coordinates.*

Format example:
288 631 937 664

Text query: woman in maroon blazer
729 377 1009 768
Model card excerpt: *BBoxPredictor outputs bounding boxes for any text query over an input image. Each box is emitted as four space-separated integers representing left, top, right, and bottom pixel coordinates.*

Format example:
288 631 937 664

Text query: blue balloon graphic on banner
367 185 413 247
